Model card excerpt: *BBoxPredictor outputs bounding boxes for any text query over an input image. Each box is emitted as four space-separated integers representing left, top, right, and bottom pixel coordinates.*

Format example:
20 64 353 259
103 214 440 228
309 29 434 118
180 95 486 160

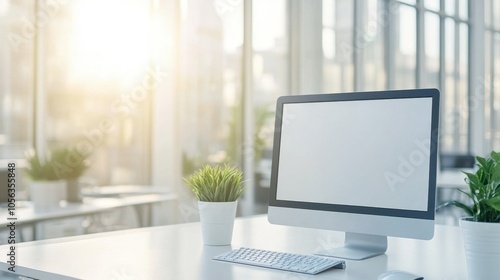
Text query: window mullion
242 0 255 215
468 0 486 155
386 0 395 89
34 0 46 158
489 33 496 151
416 0 425 87
289 0 300 94
354 0 364 91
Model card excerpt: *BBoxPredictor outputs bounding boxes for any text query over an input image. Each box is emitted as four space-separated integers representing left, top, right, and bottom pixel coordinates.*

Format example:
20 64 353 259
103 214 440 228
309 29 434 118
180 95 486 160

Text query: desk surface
0 215 466 280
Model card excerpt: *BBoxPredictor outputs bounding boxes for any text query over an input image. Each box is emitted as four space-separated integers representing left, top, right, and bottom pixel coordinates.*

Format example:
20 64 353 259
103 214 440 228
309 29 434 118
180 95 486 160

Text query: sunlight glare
253 0 285 51
0 0 8 16
70 0 151 85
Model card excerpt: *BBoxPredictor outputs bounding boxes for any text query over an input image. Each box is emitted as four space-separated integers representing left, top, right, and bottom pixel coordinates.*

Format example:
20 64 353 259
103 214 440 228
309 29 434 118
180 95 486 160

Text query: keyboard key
213 247 346 275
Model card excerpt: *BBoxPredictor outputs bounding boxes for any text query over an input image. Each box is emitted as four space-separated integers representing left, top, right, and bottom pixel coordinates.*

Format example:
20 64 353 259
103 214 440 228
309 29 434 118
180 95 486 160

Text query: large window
391 0 470 153
321 0 471 154
177 0 243 172
0 0 157 186
485 0 500 151
322 0 355 92
251 0 474 211
394 2 417 89
440 0 470 153
1 1 496 223
40 0 153 185
252 0 288 208
0 1 34 159
360 0 386 91
173 0 245 216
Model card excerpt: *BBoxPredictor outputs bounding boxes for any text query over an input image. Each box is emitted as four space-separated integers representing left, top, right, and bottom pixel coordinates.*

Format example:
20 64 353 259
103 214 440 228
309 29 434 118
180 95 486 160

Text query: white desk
0 215 466 279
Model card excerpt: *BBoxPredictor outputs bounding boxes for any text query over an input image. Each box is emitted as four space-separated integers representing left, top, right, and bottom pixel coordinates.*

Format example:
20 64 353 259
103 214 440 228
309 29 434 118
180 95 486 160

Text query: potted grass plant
439 151 500 280
25 149 66 210
184 164 245 245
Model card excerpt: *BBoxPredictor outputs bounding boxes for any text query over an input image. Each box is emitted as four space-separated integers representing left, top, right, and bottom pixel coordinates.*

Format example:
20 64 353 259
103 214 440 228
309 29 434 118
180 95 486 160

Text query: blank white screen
276 97 433 211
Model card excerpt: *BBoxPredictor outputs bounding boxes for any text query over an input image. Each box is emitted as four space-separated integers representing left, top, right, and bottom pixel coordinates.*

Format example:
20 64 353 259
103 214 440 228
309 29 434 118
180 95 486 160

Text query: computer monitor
268 88 440 260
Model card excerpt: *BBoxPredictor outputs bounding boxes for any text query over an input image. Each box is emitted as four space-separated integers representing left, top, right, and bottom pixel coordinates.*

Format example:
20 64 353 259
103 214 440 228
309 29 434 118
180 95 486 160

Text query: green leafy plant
184 164 245 202
439 151 500 222
25 147 90 181
25 149 59 181
50 147 90 179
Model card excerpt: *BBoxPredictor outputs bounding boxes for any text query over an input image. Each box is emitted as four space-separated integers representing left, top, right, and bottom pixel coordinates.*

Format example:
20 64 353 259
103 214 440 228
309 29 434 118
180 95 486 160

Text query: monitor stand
314 232 387 260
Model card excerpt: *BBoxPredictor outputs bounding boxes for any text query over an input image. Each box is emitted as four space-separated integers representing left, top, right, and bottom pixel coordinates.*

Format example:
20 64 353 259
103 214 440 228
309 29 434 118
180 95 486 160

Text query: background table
0 192 177 241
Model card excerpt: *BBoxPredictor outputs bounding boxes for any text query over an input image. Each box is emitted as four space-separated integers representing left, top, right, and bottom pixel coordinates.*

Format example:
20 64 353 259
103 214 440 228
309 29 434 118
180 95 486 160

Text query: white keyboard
213 247 346 275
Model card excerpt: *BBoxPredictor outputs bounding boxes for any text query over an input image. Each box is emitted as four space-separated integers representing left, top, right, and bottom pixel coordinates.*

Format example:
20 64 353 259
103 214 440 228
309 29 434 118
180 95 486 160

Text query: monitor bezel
268 88 440 221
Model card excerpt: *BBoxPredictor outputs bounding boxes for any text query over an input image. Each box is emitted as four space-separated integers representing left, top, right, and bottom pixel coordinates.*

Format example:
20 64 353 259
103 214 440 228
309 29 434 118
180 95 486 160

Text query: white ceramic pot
30 180 66 211
198 201 238 246
460 217 500 280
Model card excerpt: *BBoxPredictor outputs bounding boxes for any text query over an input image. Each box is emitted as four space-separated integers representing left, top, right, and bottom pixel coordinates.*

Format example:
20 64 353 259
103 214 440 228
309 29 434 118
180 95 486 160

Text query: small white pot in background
30 180 66 211
198 201 238 246
460 217 500 280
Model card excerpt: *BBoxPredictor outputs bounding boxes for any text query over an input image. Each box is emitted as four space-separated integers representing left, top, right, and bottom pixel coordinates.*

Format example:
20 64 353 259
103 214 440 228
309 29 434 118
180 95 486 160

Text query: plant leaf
486 196 500 212
438 200 474 217
490 151 500 162
444 151 500 222
476 156 487 169
183 164 245 202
